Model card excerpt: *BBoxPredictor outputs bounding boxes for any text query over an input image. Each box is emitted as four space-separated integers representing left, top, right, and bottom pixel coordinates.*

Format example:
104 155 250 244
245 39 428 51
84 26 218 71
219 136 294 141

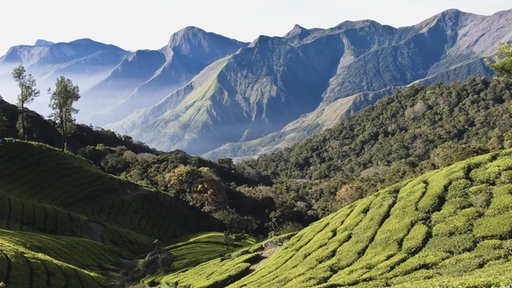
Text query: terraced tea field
0 141 223 286
0 229 118 287
143 232 258 286
159 149 512 287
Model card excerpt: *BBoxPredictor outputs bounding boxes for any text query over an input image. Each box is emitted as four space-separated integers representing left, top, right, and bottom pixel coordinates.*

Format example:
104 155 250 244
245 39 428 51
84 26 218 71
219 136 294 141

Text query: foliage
11 65 40 140
487 42 512 78
335 183 364 207
0 96 156 154
165 165 228 213
0 114 6 136
48 76 81 151
121 151 274 235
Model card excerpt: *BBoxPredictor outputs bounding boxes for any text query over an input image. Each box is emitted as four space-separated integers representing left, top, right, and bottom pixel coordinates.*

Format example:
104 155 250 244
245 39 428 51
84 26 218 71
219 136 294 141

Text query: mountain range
1 9 511 158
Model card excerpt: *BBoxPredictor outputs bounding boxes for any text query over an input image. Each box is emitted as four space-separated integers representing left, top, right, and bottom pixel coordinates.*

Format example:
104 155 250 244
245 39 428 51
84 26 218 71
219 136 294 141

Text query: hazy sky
1 0 511 54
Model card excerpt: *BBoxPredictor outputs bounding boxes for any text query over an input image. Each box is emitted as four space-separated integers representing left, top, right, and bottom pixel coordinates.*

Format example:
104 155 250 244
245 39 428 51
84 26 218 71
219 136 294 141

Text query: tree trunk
61 117 66 151
21 105 26 141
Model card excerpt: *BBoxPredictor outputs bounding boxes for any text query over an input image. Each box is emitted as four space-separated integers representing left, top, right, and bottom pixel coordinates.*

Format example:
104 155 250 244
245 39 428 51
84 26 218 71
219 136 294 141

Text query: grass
157 149 512 287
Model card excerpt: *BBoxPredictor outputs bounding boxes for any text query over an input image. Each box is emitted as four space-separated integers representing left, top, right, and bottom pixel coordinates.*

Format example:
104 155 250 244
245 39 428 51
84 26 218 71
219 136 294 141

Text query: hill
0 96 156 154
155 149 512 287
241 76 512 219
110 9 512 156
0 140 222 286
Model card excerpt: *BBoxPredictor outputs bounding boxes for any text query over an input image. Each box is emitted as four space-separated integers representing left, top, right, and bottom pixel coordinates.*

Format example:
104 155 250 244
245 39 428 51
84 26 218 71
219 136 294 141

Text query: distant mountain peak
284 24 311 40
162 26 245 58
335 19 381 30
34 39 54 47
165 26 209 48
416 8 471 29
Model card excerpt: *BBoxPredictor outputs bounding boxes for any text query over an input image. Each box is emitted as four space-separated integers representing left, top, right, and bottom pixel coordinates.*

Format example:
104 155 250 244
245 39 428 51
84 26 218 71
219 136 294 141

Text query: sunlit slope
238 149 512 287
162 149 512 287
0 229 118 287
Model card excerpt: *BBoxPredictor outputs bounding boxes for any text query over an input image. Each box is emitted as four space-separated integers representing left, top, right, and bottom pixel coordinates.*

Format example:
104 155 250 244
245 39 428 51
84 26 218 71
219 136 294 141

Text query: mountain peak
34 39 54 47
335 19 381 30
284 24 311 40
415 8 469 29
161 26 245 71
166 26 209 47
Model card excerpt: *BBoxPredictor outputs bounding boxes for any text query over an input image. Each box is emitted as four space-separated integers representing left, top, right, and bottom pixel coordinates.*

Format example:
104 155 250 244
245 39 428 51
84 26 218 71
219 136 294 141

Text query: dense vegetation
159 149 512 287
243 76 512 219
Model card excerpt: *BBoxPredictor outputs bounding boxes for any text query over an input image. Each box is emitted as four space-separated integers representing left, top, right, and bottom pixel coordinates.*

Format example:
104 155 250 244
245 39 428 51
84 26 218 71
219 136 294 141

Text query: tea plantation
0 140 223 287
159 149 512 287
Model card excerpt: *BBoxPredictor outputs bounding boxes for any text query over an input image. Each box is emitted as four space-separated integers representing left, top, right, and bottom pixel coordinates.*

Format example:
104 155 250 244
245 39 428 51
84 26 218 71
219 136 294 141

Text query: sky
1 0 511 55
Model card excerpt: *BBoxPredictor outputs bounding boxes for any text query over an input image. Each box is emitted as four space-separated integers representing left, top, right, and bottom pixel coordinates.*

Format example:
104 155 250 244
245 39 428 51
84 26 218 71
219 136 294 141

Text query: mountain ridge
111 8 512 157
81 26 247 125
1 9 511 158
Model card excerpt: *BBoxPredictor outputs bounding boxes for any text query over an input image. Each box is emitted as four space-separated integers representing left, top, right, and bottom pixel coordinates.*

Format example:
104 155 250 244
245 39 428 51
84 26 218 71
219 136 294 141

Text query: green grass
157 149 512 287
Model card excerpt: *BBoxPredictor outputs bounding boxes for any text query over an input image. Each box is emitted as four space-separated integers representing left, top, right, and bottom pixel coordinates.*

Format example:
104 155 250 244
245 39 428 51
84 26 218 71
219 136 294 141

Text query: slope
84 26 247 125
159 149 512 287
0 140 222 286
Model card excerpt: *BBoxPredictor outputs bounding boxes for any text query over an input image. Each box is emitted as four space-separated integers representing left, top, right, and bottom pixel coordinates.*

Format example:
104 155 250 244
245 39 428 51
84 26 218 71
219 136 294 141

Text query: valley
1 7 512 288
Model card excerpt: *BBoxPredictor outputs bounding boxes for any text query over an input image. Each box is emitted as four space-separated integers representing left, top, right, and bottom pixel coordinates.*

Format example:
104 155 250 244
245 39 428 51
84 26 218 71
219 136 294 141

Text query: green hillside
244 76 512 219
0 140 223 287
159 149 512 287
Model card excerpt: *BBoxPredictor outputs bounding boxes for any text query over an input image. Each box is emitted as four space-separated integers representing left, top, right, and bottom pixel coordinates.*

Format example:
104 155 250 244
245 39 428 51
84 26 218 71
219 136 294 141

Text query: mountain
110 9 512 157
0 27 246 126
0 39 130 119
82 26 247 125
0 38 128 81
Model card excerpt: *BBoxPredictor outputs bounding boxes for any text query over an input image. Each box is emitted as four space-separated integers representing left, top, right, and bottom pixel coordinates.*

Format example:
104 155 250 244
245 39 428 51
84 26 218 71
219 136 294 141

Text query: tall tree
49 76 80 151
487 42 512 78
12 65 40 140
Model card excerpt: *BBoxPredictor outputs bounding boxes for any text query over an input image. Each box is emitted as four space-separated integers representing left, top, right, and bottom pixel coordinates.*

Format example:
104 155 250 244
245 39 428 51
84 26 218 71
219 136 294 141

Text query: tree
335 183 364 207
12 65 40 140
165 165 228 212
487 42 512 78
0 99 6 136
49 76 80 150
